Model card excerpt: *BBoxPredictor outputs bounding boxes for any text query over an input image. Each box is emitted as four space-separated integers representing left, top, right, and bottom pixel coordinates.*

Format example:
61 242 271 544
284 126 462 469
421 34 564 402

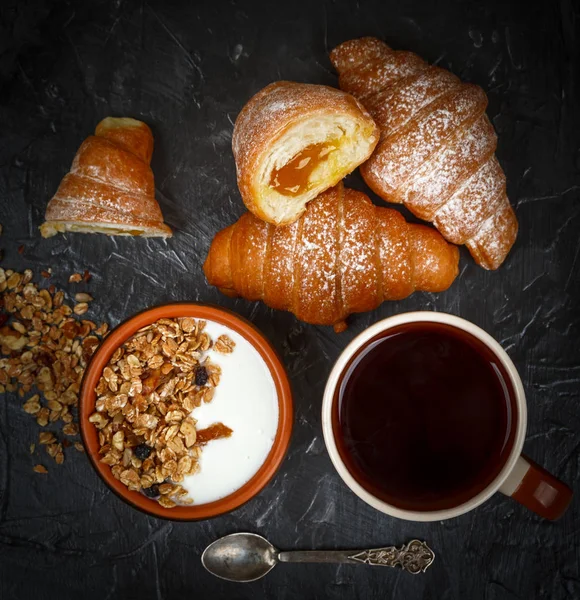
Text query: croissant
204 183 459 332
330 37 518 270
40 117 172 238
233 81 379 226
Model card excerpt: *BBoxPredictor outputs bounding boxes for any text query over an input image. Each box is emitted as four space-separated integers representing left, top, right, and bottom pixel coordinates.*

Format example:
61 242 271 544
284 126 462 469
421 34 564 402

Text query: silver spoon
201 533 435 582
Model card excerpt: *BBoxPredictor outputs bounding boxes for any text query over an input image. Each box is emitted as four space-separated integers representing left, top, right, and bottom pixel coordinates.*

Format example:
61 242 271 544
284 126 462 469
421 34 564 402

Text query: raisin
195 366 208 386
142 484 160 498
134 444 152 460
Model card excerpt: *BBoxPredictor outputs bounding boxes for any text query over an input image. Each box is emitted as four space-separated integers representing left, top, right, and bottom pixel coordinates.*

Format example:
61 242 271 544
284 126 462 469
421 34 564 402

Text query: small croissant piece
204 184 459 332
330 37 518 270
233 81 379 226
40 117 172 238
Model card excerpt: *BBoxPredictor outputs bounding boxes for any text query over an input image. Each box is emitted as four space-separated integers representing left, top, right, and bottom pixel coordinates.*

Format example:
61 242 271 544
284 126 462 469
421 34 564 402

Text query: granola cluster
0 267 108 471
90 318 235 508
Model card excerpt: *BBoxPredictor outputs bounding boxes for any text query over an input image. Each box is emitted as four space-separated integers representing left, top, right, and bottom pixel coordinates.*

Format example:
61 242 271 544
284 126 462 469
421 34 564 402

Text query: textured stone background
0 0 578 598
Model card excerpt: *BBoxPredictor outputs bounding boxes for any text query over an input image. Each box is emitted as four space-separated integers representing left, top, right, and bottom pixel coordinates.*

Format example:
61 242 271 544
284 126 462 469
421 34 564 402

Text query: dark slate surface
0 0 579 598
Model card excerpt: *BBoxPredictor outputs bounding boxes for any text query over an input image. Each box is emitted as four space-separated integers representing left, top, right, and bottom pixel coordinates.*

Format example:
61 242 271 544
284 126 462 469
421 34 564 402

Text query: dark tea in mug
333 322 518 512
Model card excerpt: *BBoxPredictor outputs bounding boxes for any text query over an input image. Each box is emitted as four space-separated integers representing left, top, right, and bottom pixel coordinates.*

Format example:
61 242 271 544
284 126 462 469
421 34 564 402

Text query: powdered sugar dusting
332 37 518 269
294 187 340 322
376 208 414 299
466 200 519 270
206 184 459 329
433 155 506 244
365 67 460 136
43 123 171 237
337 52 427 100
330 37 394 71
365 85 487 196
232 81 377 219
399 115 496 219
340 190 379 312
74 137 154 196
263 219 299 311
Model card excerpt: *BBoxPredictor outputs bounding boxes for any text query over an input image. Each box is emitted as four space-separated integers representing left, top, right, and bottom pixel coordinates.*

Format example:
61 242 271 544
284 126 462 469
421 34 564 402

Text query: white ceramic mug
322 312 572 522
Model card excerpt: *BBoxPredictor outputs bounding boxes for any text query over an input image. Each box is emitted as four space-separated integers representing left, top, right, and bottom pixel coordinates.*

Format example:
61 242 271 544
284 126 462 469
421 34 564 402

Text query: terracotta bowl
79 303 293 520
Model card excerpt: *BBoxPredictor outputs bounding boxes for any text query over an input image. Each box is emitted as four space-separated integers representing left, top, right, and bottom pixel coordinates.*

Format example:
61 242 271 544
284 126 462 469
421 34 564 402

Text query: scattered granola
33 464 48 474
214 334 236 354
0 267 109 466
73 302 89 315
89 317 233 508
68 273 82 283
74 293 93 303
39 432 56 445
63 423 78 436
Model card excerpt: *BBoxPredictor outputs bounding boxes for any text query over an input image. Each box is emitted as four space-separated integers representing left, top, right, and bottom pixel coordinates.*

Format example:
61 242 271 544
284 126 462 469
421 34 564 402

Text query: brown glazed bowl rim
79 302 293 521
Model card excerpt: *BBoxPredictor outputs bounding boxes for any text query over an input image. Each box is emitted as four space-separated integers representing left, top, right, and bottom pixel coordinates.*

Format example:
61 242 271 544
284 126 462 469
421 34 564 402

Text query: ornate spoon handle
278 540 435 574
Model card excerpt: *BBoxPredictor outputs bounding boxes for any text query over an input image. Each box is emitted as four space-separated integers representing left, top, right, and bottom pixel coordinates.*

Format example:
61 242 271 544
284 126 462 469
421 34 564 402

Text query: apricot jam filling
196 422 234 445
269 141 339 196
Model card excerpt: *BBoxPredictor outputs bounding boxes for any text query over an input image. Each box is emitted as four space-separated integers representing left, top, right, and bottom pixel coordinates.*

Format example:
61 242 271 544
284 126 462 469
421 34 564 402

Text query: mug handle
499 455 573 520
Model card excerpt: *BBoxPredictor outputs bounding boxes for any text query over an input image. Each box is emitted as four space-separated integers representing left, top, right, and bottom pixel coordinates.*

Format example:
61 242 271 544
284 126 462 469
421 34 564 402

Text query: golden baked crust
40 117 172 238
330 37 517 270
232 81 379 225
204 183 459 331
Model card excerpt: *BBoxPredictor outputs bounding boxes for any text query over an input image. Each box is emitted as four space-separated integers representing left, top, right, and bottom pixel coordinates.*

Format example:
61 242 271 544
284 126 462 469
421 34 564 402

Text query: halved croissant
204 183 459 331
330 37 518 270
233 81 379 226
40 117 172 238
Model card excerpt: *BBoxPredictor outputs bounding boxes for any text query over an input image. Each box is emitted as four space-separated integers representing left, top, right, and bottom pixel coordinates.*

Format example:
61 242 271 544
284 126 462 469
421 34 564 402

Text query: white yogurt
181 320 279 504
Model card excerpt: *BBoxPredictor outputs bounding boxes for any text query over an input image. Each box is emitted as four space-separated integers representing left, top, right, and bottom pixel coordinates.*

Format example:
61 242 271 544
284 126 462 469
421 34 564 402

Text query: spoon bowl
201 532 435 582
202 533 278 582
